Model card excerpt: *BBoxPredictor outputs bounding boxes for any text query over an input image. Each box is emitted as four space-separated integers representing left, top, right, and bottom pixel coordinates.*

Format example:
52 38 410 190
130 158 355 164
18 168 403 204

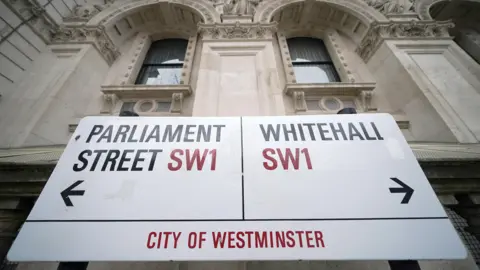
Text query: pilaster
194 21 284 117
357 20 480 143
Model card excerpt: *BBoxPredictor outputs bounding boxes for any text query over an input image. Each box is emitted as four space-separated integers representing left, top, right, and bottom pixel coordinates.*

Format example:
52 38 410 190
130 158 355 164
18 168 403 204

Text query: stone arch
87 0 220 27
416 0 480 20
254 0 388 25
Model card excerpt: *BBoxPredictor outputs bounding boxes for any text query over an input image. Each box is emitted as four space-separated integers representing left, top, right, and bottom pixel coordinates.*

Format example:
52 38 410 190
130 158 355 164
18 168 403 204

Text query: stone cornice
51 25 120 65
356 20 455 62
101 84 192 99
198 21 277 40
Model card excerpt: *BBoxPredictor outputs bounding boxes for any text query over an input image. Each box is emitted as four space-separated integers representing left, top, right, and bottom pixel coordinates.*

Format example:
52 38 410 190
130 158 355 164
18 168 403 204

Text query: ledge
101 85 192 99
391 114 410 129
284 82 376 96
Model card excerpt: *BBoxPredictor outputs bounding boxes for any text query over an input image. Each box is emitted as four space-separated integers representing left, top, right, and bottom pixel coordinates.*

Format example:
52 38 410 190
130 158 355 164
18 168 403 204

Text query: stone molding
66 4 106 22
198 21 277 40
89 0 219 27
364 0 415 15
292 91 307 112
276 33 296 83
285 82 377 112
356 20 454 62
254 0 386 24
4 0 58 43
171 93 184 113
118 32 151 85
100 85 191 114
361 90 375 112
100 94 117 114
284 82 376 96
101 85 192 99
415 0 446 20
51 25 120 65
182 36 198 84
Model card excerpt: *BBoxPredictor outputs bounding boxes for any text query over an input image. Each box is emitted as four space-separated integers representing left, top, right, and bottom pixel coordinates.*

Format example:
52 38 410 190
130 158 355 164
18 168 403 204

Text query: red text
212 230 324 249
262 148 313 170
146 231 182 249
168 149 217 171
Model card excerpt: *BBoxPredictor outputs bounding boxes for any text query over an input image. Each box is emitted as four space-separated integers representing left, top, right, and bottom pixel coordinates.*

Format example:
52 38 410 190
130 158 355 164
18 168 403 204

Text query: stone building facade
1 0 480 269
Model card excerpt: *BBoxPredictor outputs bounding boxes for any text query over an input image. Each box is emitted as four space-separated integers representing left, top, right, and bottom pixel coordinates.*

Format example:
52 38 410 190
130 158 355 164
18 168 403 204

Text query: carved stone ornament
100 94 117 114
361 90 376 111
255 0 384 24
198 21 277 40
356 20 455 62
293 91 307 112
67 4 104 21
171 93 184 113
52 26 120 65
222 0 263 16
364 0 414 14
5 0 58 43
66 0 117 22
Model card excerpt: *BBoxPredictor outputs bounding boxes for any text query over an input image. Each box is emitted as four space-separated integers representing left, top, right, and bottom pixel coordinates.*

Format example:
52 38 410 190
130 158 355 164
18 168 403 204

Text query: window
135 39 188 85
287 37 340 83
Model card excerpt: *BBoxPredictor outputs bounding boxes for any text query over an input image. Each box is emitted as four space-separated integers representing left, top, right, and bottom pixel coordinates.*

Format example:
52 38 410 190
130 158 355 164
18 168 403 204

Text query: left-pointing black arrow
61 180 85 207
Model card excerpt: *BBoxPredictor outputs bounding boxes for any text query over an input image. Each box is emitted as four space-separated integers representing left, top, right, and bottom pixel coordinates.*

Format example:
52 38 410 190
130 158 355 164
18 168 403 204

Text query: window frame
134 38 189 85
276 29 376 115
287 37 341 83
100 32 198 116
277 29 356 84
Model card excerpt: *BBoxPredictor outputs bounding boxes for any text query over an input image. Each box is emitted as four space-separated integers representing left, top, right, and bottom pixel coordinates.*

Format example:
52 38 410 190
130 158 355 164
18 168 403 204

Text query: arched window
287 37 340 83
135 39 188 85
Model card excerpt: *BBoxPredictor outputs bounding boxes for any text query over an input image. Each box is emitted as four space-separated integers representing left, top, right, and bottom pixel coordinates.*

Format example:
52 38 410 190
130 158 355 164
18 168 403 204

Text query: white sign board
8 114 466 262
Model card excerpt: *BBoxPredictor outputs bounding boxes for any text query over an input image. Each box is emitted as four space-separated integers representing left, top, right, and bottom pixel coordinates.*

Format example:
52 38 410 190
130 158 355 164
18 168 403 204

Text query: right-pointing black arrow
389 177 414 204
61 180 85 207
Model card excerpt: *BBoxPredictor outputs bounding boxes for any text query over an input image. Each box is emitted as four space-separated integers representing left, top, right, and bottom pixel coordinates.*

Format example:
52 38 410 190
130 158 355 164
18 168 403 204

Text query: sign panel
8 114 466 262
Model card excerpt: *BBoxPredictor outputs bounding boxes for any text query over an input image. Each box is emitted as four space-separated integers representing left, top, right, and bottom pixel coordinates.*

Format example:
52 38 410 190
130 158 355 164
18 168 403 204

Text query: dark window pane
306 100 320 110
136 39 187 85
157 102 171 112
287 37 332 63
292 63 339 83
287 37 340 83
120 102 135 113
136 65 183 85
143 39 188 65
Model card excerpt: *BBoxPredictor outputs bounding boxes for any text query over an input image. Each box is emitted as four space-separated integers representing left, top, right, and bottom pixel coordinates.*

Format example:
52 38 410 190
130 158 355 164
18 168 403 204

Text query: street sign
8 114 466 262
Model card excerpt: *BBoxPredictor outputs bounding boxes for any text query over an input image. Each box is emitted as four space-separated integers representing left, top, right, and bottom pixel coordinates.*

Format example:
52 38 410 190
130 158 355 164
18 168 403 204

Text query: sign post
8 114 466 262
